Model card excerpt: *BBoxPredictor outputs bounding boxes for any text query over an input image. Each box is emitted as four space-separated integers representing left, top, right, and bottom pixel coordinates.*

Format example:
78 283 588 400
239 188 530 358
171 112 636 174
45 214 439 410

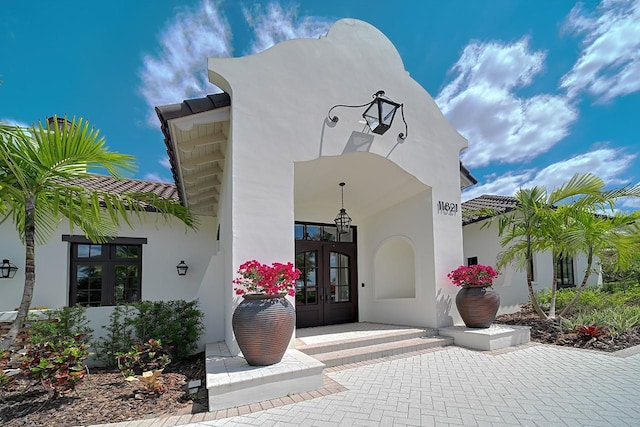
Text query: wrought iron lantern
334 182 352 234
0 259 18 279
328 90 408 139
176 260 189 276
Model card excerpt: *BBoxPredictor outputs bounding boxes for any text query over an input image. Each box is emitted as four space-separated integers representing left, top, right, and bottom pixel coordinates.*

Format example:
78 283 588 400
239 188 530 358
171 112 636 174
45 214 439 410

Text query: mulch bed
0 352 207 427
496 310 640 352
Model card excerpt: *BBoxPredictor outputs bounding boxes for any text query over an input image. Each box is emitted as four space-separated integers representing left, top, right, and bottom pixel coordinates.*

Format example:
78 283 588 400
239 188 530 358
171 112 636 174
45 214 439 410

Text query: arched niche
374 236 416 299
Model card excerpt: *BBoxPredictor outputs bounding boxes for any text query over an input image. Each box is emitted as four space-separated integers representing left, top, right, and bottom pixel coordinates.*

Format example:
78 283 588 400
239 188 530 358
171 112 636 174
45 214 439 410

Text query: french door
294 223 358 328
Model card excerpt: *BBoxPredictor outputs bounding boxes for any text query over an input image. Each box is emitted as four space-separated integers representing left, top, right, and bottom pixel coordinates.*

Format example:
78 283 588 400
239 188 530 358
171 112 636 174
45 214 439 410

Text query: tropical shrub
94 304 138 368
95 299 204 367
115 338 171 377
20 336 89 397
27 305 93 346
566 306 640 335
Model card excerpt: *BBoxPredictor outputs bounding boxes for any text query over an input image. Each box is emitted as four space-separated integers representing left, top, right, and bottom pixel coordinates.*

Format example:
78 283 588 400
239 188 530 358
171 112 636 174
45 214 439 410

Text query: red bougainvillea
447 265 498 287
233 260 301 296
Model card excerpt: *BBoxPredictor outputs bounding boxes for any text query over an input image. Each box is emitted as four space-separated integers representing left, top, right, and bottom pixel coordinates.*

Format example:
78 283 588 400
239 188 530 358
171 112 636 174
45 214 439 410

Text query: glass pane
336 285 350 302
330 252 337 268
323 226 337 242
307 269 316 286
306 288 317 304
116 245 139 259
77 244 102 258
295 251 319 305
338 228 353 242
307 225 321 241
115 265 139 303
337 267 349 286
76 265 102 306
381 101 397 125
294 224 305 240
340 254 349 269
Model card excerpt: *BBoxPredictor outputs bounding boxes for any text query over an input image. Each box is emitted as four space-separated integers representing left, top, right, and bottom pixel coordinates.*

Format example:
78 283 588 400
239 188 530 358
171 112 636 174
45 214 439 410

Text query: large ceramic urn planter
232 294 295 366
455 285 500 328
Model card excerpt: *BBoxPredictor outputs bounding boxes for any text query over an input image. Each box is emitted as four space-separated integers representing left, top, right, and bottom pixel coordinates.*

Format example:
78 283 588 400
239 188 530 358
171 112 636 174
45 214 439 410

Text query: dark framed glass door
295 223 358 328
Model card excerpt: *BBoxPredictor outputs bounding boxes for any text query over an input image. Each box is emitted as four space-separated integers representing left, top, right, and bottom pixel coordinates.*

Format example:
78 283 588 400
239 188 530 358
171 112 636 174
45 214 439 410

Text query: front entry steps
205 323 454 412
296 323 454 367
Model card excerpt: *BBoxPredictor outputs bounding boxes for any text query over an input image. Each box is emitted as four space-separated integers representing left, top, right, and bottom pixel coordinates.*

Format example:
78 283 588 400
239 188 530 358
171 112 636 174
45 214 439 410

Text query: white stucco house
461 194 602 315
1 19 554 354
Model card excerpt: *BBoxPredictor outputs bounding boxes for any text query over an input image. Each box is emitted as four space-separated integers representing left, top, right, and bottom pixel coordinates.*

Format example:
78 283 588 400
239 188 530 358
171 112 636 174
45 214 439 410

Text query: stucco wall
0 212 224 349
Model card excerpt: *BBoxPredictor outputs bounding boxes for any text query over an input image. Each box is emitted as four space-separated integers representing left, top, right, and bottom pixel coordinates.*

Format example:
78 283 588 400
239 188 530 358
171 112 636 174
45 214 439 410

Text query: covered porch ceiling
156 93 231 219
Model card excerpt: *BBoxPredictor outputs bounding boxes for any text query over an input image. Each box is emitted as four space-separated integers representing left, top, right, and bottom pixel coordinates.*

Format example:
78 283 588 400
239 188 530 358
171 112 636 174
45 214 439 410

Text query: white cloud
461 170 536 202
159 156 171 170
618 189 640 211
437 38 577 168
138 0 232 126
532 147 635 189
143 172 171 183
462 146 636 201
561 0 640 101
0 118 30 128
242 3 332 54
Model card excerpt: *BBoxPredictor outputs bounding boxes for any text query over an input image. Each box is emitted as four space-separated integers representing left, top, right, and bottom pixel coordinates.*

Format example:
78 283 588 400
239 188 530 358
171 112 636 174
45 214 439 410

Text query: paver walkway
99 343 640 427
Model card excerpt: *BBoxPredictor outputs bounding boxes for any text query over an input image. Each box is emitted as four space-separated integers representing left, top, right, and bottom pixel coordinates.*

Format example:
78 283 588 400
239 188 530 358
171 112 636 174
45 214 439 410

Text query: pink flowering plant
447 265 498 288
233 260 301 296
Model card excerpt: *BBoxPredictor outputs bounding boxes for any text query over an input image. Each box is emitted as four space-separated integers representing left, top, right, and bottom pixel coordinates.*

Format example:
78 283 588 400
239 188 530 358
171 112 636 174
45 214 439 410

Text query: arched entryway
294 152 435 329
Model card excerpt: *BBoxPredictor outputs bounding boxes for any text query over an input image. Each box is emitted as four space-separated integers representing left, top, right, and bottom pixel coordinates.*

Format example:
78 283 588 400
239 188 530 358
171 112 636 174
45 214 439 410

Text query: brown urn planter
455 285 500 328
232 294 295 366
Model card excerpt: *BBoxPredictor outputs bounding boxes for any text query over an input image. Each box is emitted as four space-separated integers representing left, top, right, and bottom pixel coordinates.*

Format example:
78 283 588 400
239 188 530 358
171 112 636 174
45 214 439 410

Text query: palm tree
496 174 606 319
557 200 640 318
0 117 195 347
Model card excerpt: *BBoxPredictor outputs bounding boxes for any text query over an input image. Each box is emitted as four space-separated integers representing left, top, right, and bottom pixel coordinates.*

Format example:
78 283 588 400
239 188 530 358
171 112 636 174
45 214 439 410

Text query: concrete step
303 335 454 367
297 327 437 355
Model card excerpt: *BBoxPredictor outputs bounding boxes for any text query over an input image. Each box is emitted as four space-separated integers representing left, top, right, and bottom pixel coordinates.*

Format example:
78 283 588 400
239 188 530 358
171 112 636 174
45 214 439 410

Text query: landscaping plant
233 259 300 296
115 338 172 378
95 299 204 367
485 173 640 320
20 335 89 398
117 339 172 396
27 305 93 346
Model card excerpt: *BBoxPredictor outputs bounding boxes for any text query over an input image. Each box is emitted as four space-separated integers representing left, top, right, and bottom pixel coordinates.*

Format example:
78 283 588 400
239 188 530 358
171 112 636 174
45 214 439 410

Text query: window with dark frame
556 255 575 288
467 256 478 266
63 236 146 307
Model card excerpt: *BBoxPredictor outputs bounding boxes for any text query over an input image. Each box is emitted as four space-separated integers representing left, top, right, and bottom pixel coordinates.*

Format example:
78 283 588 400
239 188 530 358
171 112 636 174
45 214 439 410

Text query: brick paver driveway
184 344 640 427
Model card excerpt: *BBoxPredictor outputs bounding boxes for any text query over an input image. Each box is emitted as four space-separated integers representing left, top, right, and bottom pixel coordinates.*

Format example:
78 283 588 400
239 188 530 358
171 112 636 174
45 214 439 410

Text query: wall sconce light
328 90 408 139
176 260 189 276
334 182 352 234
0 259 18 279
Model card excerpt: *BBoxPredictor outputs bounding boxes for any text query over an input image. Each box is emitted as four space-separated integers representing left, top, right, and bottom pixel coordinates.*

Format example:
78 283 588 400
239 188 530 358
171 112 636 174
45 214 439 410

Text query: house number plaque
437 201 458 216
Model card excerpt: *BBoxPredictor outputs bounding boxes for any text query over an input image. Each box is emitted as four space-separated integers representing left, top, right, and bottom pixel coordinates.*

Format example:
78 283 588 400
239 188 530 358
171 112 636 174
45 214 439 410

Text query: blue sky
2 0 639 210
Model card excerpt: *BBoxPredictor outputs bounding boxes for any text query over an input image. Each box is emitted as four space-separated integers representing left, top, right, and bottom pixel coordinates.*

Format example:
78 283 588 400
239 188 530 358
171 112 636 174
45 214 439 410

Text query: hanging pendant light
334 182 352 234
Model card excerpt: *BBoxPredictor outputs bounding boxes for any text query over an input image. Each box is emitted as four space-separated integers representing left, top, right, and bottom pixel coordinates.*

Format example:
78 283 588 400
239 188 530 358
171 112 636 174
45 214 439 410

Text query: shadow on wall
436 288 453 327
